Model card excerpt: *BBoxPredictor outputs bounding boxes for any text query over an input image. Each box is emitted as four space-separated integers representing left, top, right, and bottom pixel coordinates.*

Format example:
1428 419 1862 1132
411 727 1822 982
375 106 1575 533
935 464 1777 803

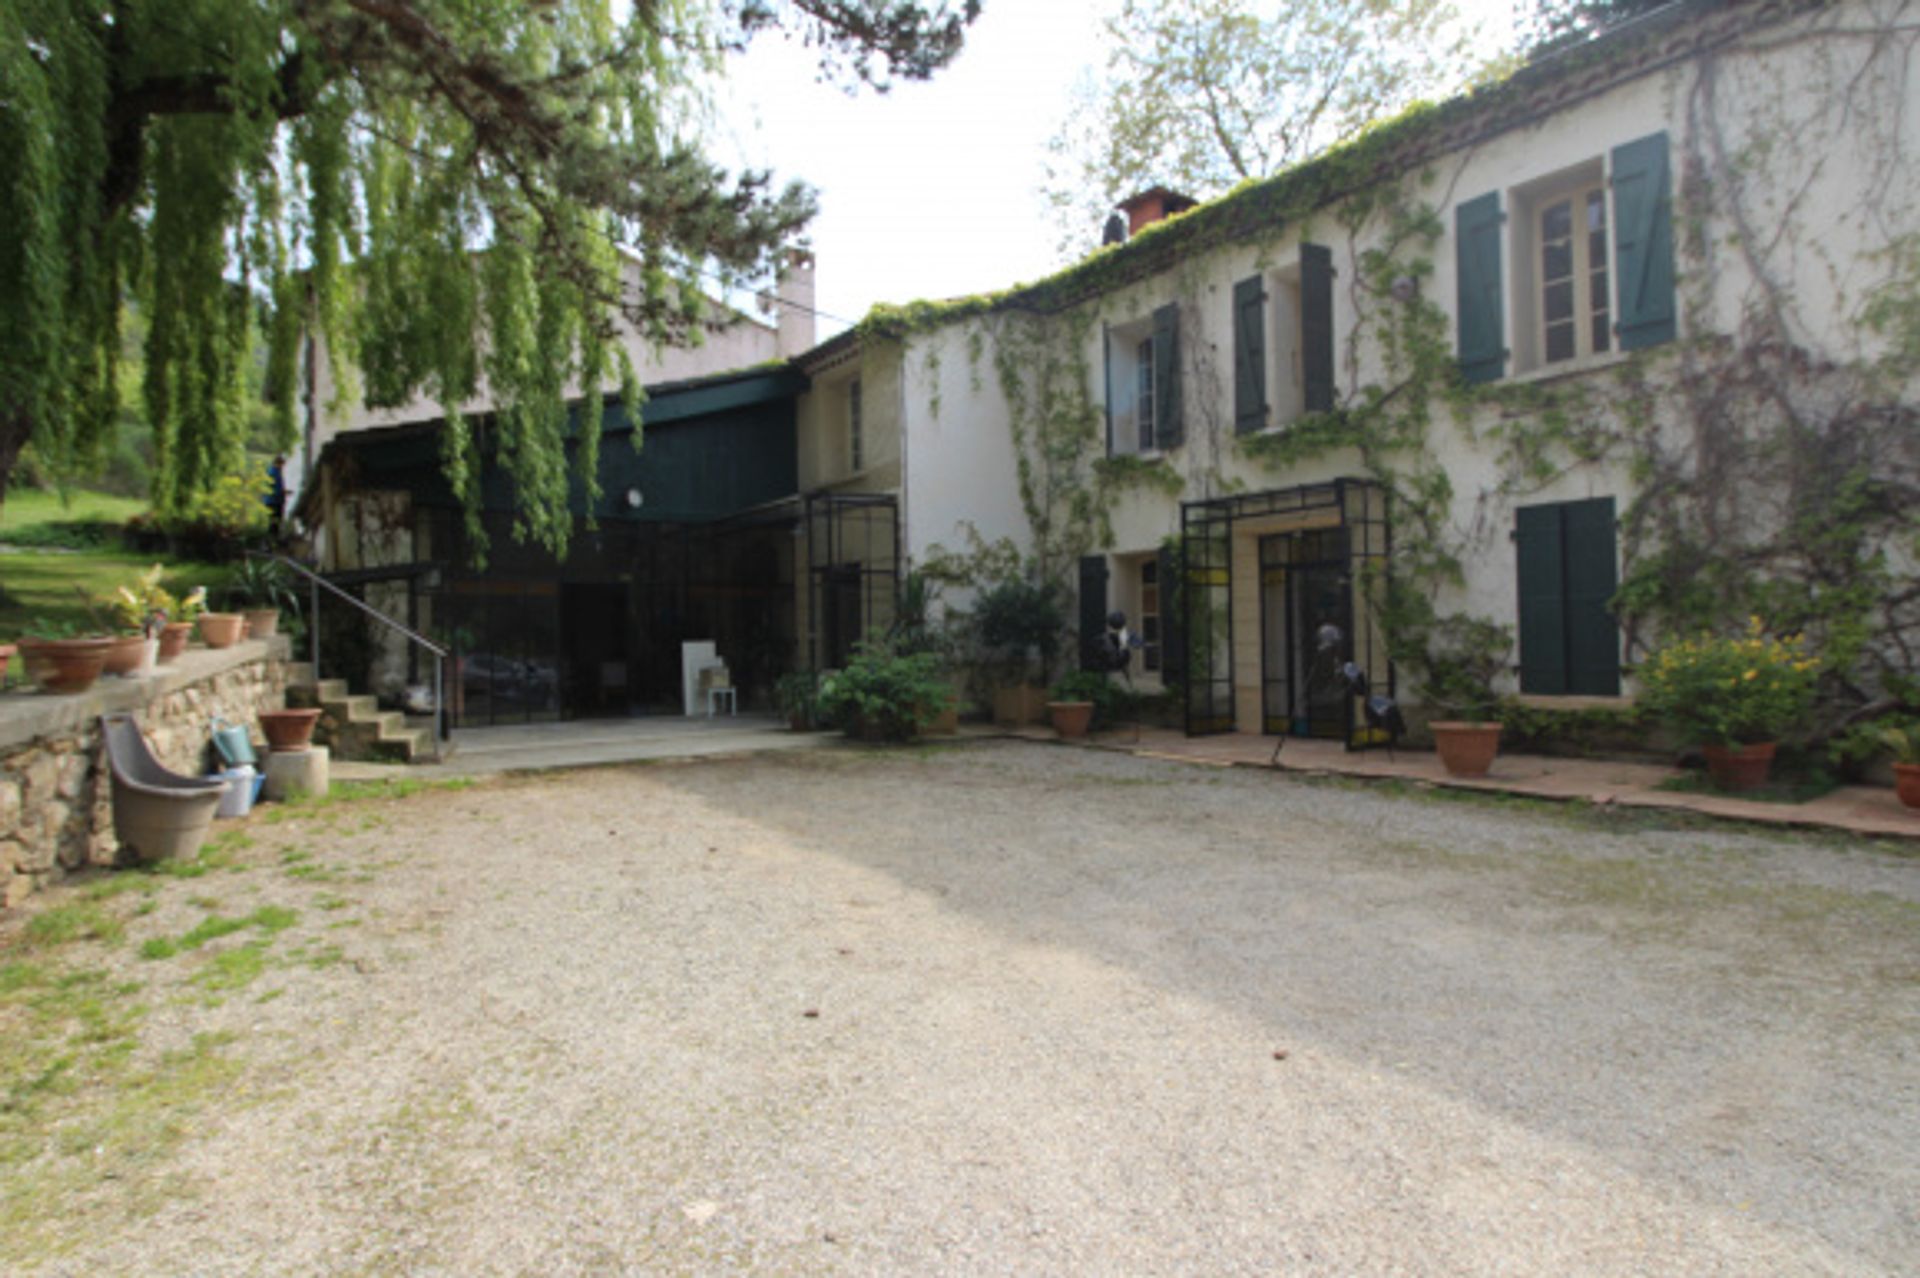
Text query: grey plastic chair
100 713 227 863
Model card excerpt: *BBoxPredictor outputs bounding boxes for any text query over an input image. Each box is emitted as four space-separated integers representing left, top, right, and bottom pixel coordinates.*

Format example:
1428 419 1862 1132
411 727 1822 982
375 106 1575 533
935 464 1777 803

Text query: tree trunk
0 403 32 525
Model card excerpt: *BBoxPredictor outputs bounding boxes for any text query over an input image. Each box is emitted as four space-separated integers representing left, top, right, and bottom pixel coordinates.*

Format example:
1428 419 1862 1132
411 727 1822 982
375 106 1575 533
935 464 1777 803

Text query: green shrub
970 577 1067 683
1638 618 1821 745
1050 669 1127 730
817 635 949 742
773 671 821 728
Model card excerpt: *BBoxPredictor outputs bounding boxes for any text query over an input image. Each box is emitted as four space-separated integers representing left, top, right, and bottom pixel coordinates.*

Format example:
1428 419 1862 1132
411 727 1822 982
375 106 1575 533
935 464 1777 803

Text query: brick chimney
774 250 816 358
1116 187 1198 237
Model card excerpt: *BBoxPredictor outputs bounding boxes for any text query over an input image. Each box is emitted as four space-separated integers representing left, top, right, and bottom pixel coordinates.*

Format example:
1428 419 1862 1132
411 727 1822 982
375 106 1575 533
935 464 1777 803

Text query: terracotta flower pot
1892 761 1920 811
197 612 246 649
0 642 15 688
18 636 114 695
257 707 323 752
1701 740 1777 792
1431 720 1502 778
156 622 193 664
991 683 1049 726
261 702 324 752
101 634 149 676
1048 700 1095 739
243 608 280 638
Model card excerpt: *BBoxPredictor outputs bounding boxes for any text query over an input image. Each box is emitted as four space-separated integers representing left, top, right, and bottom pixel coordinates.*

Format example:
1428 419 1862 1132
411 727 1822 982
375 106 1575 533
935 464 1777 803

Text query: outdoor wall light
1390 274 1419 302
624 487 643 510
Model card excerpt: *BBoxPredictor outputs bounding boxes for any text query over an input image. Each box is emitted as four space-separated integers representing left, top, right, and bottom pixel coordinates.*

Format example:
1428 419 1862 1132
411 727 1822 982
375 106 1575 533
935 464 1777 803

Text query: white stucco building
815 0 1919 741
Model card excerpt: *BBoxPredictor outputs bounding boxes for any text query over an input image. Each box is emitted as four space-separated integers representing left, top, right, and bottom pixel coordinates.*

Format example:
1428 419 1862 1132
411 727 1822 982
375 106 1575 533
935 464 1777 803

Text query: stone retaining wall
0 640 290 906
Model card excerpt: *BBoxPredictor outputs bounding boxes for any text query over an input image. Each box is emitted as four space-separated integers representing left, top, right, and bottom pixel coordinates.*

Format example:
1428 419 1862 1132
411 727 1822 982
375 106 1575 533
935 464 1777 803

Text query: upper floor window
1106 302 1182 455
1456 130 1675 385
849 377 863 472
1233 243 1333 434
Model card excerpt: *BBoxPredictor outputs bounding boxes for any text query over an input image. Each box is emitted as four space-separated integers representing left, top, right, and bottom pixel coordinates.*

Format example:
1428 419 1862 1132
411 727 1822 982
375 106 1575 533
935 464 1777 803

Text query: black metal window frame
1178 477 1392 748
803 492 901 671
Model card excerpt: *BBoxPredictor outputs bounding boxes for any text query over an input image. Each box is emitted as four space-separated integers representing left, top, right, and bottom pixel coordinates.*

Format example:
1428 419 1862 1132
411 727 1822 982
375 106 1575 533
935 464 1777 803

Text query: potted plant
17 618 115 695
1411 616 1511 778
225 556 299 638
0 638 15 690
1048 670 1113 740
816 634 948 743
161 585 206 661
1638 618 1821 791
890 571 960 733
195 579 247 649
971 577 1066 726
1882 723 1920 810
773 671 821 731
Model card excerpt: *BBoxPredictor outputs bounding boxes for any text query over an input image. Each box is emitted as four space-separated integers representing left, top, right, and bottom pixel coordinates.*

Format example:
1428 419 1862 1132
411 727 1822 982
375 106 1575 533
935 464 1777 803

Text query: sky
708 0 1531 339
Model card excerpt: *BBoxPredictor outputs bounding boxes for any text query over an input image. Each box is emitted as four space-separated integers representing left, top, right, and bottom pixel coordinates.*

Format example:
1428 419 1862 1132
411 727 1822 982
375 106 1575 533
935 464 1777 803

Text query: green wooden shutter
1611 131 1676 350
1078 555 1110 671
1562 497 1621 695
1515 503 1568 695
1455 192 1506 385
1232 276 1267 434
1158 544 1185 696
1152 301 1183 449
1301 242 1335 413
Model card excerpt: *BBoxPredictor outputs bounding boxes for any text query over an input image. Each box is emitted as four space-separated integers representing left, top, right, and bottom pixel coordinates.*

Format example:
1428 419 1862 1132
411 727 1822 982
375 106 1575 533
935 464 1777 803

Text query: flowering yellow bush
1638 618 1821 745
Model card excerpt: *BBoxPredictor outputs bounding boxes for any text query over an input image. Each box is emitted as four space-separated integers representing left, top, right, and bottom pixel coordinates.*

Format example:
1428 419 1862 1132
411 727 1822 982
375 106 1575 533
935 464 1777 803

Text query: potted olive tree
971 577 1066 727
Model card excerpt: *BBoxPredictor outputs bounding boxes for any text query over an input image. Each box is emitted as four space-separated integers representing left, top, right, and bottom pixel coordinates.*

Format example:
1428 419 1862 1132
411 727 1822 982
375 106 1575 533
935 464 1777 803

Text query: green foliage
773 671 822 728
968 577 1069 683
816 635 950 742
1050 670 1128 730
0 1 979 556
1043 0 1487 253
1882 723 1920 766
1637 621 1822 747
223 556 299 614
1494 699 1647 758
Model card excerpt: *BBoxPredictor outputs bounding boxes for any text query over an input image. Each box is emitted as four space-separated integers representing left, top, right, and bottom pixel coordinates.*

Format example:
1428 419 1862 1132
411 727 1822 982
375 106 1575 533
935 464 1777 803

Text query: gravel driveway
10 741 1918 1274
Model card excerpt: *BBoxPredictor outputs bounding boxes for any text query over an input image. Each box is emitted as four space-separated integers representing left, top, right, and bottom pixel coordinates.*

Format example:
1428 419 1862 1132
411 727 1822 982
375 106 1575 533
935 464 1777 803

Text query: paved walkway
1006 724 1920 841
333 713 831 780
336 711 1919 842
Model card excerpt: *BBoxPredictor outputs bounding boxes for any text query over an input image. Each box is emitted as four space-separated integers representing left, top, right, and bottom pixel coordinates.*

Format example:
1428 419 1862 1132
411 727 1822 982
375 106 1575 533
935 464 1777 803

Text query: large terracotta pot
258 707 323 752
991 683 1049 727
197 612 246 649
1048 700 1095 739
1892 762 1920 811
1701 740 1777 792
18 636 114 694
1431 721 1503 778
156 622 193 664
242 608 280 639
0 642 17 688
101 634 149 676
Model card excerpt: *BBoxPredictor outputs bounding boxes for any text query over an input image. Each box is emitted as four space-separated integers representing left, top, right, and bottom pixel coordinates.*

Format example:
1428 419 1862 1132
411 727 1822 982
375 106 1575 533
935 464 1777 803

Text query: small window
849 377 863 472
1538 185 1611 365
1139 559 1162 672
1134 337 1155 451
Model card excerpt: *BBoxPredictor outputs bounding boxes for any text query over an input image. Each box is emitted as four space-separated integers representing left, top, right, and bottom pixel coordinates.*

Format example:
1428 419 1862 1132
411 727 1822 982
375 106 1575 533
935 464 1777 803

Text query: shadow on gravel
639 740 1920 1269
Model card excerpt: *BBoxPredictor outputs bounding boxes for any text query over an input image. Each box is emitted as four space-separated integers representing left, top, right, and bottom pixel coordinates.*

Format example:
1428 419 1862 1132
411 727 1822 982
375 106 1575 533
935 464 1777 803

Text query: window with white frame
1535 180 1611 365
1106 302 1182 455
848 376 863 472
1138 558 1162 672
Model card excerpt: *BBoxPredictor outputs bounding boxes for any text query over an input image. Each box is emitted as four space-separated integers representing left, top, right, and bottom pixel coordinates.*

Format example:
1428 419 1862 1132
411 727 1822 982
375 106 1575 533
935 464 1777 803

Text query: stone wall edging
0 639 290 907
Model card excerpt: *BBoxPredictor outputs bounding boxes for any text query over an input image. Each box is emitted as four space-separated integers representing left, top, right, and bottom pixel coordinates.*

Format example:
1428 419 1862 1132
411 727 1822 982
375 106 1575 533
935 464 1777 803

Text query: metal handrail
247 551 449 742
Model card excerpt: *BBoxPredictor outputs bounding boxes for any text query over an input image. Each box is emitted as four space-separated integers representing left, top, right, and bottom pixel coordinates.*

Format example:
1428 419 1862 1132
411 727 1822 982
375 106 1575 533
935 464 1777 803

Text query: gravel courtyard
8 740 1919 1274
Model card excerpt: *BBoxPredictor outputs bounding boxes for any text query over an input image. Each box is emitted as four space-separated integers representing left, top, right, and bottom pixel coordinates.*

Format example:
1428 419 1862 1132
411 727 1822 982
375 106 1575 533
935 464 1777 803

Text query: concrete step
314 678 351 703
321 694 380 722
285 661 316 688
366 726 427 764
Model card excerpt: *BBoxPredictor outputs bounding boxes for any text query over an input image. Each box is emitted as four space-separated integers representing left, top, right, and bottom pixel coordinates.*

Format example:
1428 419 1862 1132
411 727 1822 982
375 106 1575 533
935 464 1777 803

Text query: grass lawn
0 487 147 538
0 488 233 664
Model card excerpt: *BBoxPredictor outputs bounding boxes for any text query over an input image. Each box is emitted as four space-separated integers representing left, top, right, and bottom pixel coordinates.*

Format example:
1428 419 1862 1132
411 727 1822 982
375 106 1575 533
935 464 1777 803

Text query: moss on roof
856 0 1804 341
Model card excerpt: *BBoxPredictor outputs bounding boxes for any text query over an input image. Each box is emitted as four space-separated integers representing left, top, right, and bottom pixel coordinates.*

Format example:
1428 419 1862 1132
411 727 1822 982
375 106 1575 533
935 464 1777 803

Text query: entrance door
560 583 630 718
1258 530 1352 739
